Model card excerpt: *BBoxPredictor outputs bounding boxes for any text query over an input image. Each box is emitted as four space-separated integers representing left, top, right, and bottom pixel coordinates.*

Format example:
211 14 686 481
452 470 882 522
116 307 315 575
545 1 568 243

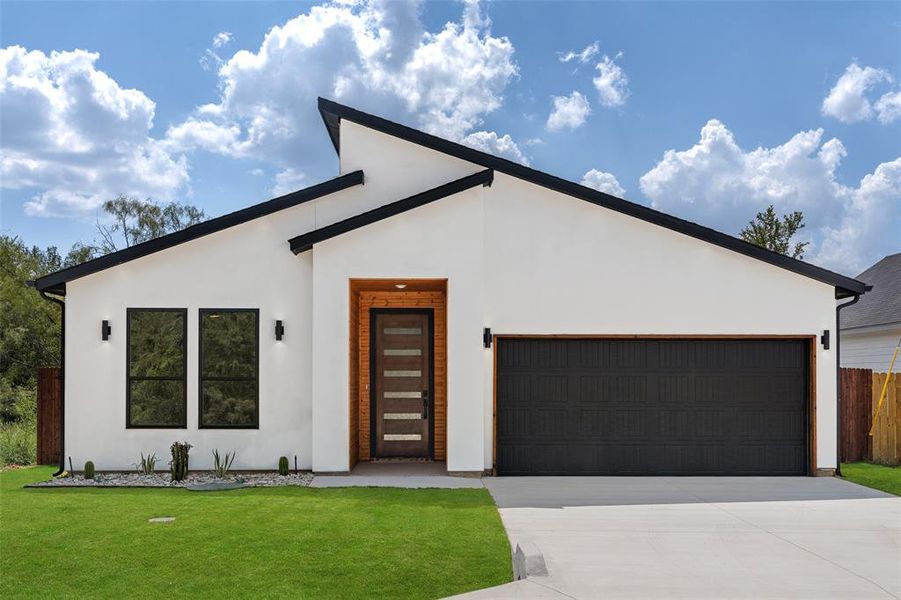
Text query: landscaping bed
27 470 313 488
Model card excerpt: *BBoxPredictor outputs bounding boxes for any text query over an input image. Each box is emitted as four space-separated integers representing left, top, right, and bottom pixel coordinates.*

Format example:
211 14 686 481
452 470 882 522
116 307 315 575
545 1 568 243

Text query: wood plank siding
349 280 447 464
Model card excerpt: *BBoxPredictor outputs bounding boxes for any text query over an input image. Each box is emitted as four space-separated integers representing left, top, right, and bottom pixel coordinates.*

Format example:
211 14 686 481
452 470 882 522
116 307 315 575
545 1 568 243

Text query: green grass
0 467 511 599
841 462 901 496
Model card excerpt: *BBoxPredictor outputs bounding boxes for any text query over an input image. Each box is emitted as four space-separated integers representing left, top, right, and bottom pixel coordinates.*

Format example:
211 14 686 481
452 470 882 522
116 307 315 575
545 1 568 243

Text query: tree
95 196 205 254
739 205 809 259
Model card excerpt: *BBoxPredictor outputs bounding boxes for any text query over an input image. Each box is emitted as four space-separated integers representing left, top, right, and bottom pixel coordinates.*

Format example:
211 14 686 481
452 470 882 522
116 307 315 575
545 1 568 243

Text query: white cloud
546 91 591 131
639 119 901 273
593 52 629 107
0 46 188 217
170 0 520 173
212 32 233 49
271 168 306 196
581 169 625 197
559 42 599 64
821 62 892 123
875 90 901 124
461 130 528 165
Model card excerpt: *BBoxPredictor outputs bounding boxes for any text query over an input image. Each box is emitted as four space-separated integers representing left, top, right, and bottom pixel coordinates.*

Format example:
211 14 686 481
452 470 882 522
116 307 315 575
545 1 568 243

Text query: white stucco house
840 253 901 372
33 98 869 476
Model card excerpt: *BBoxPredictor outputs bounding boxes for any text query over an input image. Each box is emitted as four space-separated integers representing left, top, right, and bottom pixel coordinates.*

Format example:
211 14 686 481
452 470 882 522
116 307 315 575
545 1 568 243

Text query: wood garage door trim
492 335 817 476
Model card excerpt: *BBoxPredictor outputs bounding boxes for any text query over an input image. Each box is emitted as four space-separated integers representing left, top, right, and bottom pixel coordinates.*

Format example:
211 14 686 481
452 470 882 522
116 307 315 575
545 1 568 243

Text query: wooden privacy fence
36 367 61 465
840 368 901 465
840 368 872 462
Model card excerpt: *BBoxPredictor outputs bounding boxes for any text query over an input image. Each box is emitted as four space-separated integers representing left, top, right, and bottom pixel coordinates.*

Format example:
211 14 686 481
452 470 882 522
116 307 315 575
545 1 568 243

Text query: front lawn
841 462 901 496
0 467 511 599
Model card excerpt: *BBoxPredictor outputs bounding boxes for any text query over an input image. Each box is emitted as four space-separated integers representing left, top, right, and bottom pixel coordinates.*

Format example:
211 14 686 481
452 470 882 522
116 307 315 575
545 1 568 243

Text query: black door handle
422 390 429 420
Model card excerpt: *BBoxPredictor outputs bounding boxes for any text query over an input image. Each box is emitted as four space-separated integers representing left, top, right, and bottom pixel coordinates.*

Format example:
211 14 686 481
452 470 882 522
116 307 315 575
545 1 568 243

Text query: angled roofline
32 170 365 294
289 169 493 254
318 97 869 299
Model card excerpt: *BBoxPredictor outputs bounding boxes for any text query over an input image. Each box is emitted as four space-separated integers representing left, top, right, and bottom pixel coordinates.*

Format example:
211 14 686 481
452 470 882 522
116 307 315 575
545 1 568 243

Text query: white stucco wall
63 186 362 471
62 118 843 472
841 324 901 371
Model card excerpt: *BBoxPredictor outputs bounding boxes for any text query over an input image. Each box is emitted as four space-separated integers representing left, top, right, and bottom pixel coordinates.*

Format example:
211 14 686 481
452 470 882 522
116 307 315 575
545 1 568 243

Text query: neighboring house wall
841 325 901 371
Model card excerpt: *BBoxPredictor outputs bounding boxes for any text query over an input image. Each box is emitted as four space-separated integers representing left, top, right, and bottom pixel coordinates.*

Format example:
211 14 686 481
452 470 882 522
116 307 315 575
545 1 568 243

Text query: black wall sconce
821 329 830 350
483 327 492 349
275 320 285 341
101 320 111 341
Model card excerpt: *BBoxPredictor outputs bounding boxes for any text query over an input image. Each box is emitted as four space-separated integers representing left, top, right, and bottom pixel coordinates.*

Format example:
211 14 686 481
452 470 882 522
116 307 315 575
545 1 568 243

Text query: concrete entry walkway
457 477 900 599
310 461 484 489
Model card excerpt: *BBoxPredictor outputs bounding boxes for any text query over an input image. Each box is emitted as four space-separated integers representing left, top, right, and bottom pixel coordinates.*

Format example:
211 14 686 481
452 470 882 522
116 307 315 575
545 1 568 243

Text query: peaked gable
318 98 867 299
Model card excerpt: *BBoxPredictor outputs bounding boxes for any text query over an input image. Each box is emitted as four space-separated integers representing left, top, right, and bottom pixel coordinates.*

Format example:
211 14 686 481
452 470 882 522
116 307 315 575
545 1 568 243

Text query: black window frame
198 308 260 429
126 307 188 429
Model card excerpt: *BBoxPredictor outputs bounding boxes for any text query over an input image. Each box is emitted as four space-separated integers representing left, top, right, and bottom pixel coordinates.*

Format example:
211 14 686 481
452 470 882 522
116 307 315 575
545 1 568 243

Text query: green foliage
278 456 289 476
0 381 37 465
169 441 192 481
212 449 236 478
0 421 36 466
739 205 809 259
200 311 257 427
134 452 158 475
0 236 64 391
97 196 205 253
83 461 95 479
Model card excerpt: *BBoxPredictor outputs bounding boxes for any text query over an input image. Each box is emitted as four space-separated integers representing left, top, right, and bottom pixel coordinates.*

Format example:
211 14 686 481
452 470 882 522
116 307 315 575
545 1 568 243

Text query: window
199 309 259 428
127 308 187 428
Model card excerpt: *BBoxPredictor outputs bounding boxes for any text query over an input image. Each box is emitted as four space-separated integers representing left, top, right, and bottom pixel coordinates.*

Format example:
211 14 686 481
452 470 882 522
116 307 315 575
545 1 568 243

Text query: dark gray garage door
496 338 809 475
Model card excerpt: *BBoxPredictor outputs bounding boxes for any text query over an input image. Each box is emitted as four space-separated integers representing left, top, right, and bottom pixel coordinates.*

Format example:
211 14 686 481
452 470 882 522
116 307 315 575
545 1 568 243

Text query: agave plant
212 449 236 478
134 452 157 475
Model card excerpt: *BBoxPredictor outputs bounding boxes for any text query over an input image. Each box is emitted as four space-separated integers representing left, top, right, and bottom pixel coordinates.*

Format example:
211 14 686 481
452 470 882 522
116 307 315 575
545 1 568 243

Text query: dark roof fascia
289 169 493 254
318 97 868 299
32 170 365 294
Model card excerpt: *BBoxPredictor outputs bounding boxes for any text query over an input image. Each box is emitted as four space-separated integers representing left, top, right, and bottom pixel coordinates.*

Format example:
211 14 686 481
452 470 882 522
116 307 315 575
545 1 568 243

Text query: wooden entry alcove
349 279 447 467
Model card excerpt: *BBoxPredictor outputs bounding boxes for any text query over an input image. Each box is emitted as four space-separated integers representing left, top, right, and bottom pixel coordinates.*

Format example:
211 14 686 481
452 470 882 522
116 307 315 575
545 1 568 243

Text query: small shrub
278 456 289 476
134 452 157 475
212 449 236 478
0 421 36 466
169 441 192 481
84 461 95 479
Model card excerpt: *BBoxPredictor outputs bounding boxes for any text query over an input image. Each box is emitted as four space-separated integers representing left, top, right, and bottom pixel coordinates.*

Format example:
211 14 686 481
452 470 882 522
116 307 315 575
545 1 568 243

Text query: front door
372 310 432 458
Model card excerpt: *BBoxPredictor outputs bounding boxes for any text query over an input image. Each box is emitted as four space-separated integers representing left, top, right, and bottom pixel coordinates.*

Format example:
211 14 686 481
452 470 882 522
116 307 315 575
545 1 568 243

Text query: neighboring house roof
318 97 868 299
289 169 493 253
841 252 901 330
31 171 365 294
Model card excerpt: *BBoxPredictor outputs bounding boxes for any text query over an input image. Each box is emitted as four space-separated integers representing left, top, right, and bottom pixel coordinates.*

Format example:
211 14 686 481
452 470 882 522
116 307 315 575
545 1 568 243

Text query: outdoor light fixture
821 329 830 350
483 327 492 349
275 320 285 341
101 320 111 341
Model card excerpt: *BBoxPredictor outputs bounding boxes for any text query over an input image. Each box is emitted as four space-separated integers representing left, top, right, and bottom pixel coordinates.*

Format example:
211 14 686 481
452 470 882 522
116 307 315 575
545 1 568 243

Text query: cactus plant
278 456 289 476
84 461 95 480
169 441 192 481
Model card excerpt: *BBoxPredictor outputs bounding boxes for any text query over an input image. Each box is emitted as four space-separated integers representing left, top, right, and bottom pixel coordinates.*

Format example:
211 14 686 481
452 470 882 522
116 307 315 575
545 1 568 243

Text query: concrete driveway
458 477 900 599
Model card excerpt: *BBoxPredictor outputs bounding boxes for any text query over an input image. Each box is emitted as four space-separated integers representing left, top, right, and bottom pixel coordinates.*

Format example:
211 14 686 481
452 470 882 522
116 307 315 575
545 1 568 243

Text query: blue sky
2 1 899 274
